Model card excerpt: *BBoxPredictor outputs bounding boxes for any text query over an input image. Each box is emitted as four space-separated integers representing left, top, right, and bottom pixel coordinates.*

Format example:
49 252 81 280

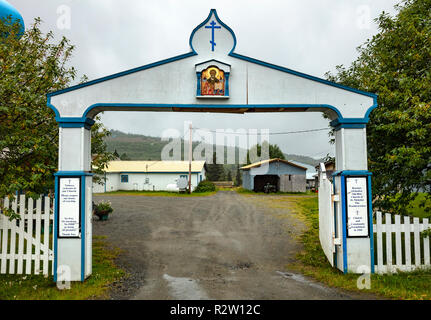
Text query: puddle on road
163 274 210 300
276 271 332 293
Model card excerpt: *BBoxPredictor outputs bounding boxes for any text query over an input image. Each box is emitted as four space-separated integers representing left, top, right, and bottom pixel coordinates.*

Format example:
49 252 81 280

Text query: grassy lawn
286 195 431 300
94 190 217 197
0 235 125 300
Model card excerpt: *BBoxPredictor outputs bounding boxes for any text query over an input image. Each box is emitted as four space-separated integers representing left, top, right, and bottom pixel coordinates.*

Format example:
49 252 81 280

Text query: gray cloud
12 0 398 158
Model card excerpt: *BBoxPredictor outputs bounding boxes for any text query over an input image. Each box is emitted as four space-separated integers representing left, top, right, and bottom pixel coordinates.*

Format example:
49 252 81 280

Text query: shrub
93 201 113 215
194 180 216 193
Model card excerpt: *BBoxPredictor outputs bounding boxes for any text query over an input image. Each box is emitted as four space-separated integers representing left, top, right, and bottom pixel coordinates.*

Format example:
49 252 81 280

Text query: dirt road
93 191 372 300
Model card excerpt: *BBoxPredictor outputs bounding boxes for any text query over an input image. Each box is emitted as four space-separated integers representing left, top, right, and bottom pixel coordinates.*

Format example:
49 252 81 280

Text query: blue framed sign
57 177 81 238
345 176 370 238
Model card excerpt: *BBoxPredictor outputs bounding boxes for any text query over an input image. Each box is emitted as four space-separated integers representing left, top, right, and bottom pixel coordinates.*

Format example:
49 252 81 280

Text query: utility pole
188 123 192 194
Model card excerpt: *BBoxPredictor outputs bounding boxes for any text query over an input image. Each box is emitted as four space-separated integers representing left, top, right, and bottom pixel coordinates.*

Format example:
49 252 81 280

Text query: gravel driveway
93 191 373 300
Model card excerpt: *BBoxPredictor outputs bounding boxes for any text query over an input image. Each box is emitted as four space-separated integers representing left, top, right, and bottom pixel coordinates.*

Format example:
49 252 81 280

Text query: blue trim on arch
79 103 344 119
55 171 94 177
330 118 369 127
333 124 367 131
189 9 237 55
332 170 372 177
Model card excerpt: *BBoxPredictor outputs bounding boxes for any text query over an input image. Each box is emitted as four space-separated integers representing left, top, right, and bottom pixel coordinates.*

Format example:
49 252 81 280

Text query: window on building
121 175 129 183
200 175 203 182
180 175 188 181
145 177 150 184
289 175 292 181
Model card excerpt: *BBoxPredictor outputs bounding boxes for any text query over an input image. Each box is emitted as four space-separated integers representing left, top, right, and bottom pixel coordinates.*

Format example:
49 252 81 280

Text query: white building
93 161 206 193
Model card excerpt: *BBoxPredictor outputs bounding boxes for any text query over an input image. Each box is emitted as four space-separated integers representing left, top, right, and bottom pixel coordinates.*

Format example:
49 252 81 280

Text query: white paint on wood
25 198 33 275
413 217 421 267
423 218 430 266
0 195 54 276
0 197 10 274
17 195 25 274
385 213 392 270
318 168 334 266
374 213 431 274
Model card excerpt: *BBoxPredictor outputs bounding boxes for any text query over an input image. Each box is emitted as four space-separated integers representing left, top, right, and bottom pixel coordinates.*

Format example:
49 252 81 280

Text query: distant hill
284 154 321 167
106 130 169 160
105 130 323 166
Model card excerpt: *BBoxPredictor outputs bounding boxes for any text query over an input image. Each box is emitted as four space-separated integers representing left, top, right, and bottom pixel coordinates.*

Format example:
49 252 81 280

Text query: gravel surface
93 191 376 300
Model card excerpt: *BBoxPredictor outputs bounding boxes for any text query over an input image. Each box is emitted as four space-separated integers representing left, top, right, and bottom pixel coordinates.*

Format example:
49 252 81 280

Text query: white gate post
331 122 374 274
54 118 94 282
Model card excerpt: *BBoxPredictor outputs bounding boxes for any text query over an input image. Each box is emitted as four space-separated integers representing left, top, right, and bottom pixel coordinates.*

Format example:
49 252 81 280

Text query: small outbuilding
93 161 206 193
240 159 307 193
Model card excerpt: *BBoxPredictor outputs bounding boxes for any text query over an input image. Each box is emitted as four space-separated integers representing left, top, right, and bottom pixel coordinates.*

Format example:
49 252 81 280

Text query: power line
192 127 330 135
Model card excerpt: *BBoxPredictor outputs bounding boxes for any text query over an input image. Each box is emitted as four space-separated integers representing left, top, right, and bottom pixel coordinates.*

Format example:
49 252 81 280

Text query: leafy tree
246 141 286 164
226 170 232 182
0 18 113 200
325 0 431 214
91 117 116 185
120 153 130 160
113 149 120 159
206 152 225 181
235 165 242 186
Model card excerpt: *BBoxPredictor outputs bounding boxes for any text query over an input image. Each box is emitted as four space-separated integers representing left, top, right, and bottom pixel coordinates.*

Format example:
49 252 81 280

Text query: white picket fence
374 211 431 273
0 195 54 276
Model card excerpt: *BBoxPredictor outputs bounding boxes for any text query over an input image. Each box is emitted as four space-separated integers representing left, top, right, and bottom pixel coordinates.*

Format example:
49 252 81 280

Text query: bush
93 200 113 215
194 180 216 193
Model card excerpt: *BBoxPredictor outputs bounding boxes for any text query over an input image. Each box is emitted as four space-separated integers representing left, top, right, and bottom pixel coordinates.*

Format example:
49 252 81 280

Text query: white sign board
58 177 81 238
346 176 369 237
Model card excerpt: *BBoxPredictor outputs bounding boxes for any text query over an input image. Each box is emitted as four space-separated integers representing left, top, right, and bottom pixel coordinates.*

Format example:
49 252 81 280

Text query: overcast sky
12 0 398 159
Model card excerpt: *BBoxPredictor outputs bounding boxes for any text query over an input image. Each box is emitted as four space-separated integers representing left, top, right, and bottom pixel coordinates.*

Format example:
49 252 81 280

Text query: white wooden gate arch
46 9 377 282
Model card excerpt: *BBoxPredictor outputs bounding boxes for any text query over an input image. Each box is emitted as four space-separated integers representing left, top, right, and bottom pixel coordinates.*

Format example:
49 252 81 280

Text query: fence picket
9 197 18 274
394 215 402 268
42 196 50 275
413 218 421 267
404 216 412 271
423 218 430 266
34 198 41 275
376 212 383 273
0 197 10 274
385 213 393 272
25 198 34 275
17 195 25 274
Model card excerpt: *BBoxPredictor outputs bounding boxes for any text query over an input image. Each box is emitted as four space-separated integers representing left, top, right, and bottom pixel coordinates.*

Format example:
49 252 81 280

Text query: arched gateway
47 10 377 282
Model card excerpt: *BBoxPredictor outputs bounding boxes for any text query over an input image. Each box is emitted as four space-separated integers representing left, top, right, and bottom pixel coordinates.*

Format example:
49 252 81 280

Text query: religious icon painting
201 66 226 96
196 60 230 98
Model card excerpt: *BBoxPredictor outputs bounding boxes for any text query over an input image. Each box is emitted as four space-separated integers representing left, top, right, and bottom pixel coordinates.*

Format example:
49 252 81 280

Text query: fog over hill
105 130 323 167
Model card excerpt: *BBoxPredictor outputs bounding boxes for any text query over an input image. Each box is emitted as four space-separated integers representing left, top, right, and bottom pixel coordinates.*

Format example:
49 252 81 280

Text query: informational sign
58 177 81 238
345 176 369 237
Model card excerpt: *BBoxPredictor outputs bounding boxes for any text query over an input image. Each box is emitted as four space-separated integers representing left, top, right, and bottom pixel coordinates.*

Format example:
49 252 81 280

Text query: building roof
240 158 307 171
289 161 317 180
103 161 206 173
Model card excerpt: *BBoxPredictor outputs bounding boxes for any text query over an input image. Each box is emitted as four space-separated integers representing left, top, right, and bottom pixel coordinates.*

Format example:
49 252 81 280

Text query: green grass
287 195 431 300
0 235 125 300
94 190 217 197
